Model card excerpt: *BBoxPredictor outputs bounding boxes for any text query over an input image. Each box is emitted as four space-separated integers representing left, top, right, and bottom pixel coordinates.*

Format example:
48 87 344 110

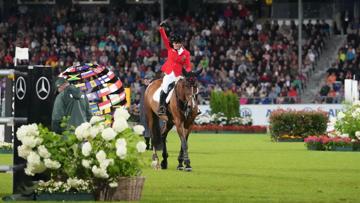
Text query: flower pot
96 176 145 201
0 149 12 154
36 192 95 201
307 145 319 150
333 146 353 151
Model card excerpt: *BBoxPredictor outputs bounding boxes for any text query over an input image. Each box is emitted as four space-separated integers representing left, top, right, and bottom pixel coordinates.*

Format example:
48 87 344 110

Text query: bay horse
144 69 201 171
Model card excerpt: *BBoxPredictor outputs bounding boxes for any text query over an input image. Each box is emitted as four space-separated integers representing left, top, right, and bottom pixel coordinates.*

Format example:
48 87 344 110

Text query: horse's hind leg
160 121 173 169
146 110 160 170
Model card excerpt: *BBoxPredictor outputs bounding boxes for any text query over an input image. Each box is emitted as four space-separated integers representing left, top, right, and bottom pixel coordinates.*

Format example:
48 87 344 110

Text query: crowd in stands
319 29 360 103
0 3 330 106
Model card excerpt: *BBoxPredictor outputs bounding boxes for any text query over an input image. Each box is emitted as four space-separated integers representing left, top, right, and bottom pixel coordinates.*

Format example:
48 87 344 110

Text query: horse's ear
195 68 203 76
182 68 188 77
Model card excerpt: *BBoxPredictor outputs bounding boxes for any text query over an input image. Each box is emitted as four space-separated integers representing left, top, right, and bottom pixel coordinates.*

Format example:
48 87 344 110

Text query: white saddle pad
153 88 174 104
152 77 183 103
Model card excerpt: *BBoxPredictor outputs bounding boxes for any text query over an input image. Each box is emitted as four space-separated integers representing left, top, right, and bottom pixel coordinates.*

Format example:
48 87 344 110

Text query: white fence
199 104 344 126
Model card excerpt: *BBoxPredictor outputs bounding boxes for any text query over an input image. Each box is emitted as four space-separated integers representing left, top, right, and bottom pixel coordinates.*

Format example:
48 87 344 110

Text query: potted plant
326 136 353 151
16 107 148 201
304 136 324 150
0 141 12 154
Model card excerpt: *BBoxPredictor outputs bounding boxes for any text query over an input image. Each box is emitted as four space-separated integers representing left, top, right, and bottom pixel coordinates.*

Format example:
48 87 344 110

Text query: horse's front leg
151 147 160 170
177 145 184 170
177 125 192 172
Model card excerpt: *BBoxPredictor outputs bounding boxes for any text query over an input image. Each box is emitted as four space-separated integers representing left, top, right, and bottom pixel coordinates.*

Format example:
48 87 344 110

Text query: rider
158 20 192 115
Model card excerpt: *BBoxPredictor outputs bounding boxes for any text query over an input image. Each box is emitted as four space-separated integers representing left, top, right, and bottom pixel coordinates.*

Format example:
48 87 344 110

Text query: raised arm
159 27 171 50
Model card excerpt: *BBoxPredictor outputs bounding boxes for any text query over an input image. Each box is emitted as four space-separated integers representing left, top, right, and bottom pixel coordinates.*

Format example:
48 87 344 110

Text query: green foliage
269 110 328 140
334 102 360 139
210 91 239 119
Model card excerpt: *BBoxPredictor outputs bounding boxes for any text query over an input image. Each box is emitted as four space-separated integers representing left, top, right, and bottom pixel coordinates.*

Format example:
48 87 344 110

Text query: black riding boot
158 90 167 115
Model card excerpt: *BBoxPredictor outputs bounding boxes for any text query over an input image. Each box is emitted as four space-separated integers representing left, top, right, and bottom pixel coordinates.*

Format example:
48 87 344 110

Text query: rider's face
172 42 182 50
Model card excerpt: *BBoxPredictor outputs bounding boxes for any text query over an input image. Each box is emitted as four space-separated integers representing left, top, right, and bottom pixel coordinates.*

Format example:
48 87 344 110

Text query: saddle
152 79 179 104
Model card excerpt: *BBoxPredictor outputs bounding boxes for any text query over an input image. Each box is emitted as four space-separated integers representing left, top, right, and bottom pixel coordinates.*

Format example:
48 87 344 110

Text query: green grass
1 133 360 202
0 154 13 199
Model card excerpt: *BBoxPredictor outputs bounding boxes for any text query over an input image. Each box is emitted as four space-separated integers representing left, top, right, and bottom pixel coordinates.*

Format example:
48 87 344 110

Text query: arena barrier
199 104 344 126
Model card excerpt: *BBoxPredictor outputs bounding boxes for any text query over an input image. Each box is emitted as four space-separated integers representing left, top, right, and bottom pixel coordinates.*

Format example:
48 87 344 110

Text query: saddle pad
153 88 174 104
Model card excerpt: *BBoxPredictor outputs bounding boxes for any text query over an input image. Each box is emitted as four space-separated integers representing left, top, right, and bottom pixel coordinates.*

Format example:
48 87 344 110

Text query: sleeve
185 52 192 72
159 27 171 50
51 95 65 134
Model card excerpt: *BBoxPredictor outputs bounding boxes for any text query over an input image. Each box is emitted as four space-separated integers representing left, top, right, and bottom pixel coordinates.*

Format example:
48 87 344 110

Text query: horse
144 69 202 171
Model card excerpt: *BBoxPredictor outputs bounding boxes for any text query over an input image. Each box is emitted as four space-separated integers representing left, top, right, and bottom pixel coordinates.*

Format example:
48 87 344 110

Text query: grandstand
0 0 359 109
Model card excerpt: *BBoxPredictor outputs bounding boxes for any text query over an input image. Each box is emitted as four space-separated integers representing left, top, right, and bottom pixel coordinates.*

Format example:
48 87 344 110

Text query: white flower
17 145 32 159
112 117 128 133
351 139 357 142
356 131 360 139
44 158 61 169
116 145 127 159
89 116 105 125
99 158 114 169
116 138 127 148
81 142 92 157
109 182 118 188
37 145 51 158
16 124 39 142
25 153 46 176
101 128 117 141
133 125 145 135
337 112 345 120
67 178 81 188
75 122 92 141
340 133 349 138
21 136 38 148
96 150 107 162
91 165 109 179
136 141 147 153
114 107 130 121
89 125 104 138
27 151 41 165
24 166 35 176
82 159 91 169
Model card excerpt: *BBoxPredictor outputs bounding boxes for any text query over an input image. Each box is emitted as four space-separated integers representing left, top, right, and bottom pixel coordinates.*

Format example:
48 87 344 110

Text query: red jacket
159 27 192 77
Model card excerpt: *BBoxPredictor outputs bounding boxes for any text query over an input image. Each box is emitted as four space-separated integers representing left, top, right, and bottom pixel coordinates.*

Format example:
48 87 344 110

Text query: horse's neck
174 79 186 101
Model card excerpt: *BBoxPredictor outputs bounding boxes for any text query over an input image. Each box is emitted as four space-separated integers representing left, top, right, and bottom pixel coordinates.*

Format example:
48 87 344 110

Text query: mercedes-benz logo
15 76 26 100
36 77 50 100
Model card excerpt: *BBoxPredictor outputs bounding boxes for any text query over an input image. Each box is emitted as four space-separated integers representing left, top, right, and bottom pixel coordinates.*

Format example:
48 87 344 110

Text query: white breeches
161 71 177 93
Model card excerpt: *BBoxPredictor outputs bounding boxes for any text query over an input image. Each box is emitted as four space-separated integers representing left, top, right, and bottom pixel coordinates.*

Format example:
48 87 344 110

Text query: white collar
177 47 184 55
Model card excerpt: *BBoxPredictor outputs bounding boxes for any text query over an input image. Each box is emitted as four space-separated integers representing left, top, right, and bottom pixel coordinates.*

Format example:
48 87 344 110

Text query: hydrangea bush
195 112 252 126
0 141 13 151
333 101 360 139
16 107 147 194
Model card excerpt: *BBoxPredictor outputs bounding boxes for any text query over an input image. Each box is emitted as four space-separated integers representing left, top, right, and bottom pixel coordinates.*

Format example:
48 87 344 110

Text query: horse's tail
151 112 163 150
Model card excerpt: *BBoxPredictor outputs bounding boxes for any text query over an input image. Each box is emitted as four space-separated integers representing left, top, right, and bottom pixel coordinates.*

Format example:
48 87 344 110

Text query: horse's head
179 68 202 110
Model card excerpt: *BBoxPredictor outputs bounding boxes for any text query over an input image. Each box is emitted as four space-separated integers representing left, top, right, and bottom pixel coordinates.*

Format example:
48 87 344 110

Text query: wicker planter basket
96 176 145 201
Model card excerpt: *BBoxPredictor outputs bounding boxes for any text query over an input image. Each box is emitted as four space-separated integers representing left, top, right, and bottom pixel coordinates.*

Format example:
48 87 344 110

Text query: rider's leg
158 72 176 115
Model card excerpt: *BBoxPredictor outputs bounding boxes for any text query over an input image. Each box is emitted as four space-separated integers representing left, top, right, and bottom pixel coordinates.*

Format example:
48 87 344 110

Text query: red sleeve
159 27 171 50
185 51 192 72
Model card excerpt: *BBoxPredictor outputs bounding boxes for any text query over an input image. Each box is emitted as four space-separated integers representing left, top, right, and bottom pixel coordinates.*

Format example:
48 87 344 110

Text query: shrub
269 110 328 141
210 91 239 119
334 102 360 139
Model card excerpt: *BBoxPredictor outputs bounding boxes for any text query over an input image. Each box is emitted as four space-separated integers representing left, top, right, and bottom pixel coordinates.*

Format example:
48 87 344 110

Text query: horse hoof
177 166 184 170
184 167 192 172
161 162 168 169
